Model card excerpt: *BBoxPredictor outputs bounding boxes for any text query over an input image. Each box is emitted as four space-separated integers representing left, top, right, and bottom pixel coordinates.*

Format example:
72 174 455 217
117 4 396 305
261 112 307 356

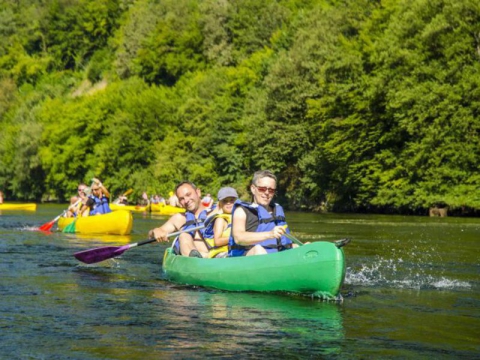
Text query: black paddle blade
335 238 351 248
74 245 131 264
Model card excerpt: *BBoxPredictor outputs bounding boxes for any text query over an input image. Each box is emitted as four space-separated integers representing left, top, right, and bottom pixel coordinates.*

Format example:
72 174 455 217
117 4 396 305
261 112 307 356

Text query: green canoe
162 241 347 300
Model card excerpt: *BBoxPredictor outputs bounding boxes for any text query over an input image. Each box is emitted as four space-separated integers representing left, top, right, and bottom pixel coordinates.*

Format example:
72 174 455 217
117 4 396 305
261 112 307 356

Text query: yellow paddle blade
123 189 133 196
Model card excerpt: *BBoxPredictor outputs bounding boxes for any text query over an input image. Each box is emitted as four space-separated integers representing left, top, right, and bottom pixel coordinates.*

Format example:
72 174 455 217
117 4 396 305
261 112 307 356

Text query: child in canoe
202 187 239 258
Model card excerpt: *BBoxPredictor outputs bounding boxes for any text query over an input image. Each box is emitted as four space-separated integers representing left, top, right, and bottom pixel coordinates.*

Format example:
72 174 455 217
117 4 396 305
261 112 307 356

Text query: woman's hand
270 225 286 239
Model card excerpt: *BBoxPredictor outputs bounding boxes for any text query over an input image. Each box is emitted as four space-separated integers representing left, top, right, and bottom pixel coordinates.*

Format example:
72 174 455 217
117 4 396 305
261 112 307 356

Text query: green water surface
0 206 478 359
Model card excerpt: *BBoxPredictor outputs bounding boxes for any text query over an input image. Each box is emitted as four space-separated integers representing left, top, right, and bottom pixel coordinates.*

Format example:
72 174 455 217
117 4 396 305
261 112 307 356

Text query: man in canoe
149 181 212 258
228 170 295 256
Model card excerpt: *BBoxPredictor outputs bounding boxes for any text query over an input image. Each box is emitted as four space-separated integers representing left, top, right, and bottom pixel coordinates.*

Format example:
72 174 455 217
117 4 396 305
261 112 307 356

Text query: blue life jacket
173 209 208 254
89 195 111 215
228 200 292 257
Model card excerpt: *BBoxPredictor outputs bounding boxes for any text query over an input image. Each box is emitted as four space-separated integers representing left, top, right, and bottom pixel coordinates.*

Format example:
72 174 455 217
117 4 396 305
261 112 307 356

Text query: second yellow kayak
58 210 133 235
110 203 185 215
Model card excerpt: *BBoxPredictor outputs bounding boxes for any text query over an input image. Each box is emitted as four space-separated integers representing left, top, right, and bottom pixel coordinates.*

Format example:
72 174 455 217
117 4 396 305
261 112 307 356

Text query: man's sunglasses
254 185 276 195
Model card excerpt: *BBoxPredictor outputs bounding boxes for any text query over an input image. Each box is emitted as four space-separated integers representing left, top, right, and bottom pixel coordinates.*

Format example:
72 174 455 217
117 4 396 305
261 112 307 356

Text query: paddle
284 232 304 246
38 198 82 232
74 225 205 264
284 228 351 248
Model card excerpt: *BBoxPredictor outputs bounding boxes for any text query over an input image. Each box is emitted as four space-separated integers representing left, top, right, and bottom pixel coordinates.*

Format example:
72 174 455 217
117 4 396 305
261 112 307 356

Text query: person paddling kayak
229 170 295 257
148 181 212 258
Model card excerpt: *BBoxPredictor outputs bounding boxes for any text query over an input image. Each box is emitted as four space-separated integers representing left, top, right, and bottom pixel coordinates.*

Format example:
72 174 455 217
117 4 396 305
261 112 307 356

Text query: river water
0 205 478 359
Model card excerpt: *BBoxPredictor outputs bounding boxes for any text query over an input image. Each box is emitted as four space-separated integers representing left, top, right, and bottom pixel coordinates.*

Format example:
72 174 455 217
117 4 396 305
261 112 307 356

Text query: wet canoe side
162 241 346 299
58 210 133 235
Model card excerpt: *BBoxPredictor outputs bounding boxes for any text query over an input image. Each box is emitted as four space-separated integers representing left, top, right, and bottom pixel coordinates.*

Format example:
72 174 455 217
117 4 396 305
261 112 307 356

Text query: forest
0 0 479 215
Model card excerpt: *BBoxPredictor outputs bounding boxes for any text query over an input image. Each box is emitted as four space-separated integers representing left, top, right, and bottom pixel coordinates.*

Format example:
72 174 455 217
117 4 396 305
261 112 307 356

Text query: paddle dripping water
0 206 478 359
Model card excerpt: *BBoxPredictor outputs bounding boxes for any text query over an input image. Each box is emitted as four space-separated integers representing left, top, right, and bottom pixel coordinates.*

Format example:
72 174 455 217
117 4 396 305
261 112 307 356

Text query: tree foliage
0 0 479 214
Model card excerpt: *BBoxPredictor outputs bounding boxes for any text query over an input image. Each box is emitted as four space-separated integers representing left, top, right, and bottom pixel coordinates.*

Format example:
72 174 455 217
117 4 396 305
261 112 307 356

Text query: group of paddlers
65 178 112 218
148 170 298 258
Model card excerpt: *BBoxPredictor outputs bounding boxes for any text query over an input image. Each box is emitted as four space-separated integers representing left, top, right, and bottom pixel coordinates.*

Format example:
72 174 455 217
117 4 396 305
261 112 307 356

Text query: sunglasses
254 185 276 195
78 188 85 192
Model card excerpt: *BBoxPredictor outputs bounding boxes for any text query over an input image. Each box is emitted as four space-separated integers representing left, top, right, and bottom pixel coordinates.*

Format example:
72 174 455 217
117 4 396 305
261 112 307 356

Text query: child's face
220 197 236 214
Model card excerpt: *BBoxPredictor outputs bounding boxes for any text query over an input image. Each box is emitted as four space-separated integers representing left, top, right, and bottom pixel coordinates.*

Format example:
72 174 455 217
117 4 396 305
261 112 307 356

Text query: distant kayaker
202 187 239 258
79 178 112 216
65 183 88 217
201 193 214 208
156 194 166 205
229 170 295 256
117 195 128 205
148 181 212 258
167 191 180 207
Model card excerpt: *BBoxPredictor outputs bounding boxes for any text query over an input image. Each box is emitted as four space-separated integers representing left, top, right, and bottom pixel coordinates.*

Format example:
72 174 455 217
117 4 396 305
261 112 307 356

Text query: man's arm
148 213 186 242
231 207 285 246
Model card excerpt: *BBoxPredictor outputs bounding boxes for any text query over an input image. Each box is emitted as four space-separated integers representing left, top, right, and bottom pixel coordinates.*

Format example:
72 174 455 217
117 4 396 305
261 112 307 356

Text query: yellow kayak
0 203 37 211
110 203 150 213
58 210 133 235
110 203 185 215
150 203 185 215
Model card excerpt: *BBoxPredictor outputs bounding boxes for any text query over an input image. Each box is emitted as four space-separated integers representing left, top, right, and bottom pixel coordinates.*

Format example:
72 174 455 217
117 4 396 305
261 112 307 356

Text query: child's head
217 187 238 214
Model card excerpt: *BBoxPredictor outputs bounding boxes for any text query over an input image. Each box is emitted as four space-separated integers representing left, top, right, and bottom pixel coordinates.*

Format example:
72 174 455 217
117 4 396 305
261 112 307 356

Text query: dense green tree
135 0 206 85
41 0 125 70
113 0 160 78
358 0 480 211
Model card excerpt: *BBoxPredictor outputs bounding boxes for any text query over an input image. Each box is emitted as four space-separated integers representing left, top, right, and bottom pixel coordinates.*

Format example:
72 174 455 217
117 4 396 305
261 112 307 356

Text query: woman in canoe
228 170 294 257
202 187 239 258
79 178 112 216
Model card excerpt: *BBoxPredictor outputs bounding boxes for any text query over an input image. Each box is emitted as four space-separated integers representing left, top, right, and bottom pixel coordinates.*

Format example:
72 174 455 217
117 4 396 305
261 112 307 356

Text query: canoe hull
0 203 37 211
58 210 133 235
162 242 346 299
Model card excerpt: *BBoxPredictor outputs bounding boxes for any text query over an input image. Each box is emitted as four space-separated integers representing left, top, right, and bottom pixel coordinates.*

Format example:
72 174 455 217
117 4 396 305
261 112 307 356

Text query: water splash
19 226 44 232
345 241 472 290
346 262 471 290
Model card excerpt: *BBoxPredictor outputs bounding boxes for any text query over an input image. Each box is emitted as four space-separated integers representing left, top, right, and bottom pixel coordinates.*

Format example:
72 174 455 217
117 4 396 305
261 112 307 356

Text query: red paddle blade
74 245 131 264
38 221 55 232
